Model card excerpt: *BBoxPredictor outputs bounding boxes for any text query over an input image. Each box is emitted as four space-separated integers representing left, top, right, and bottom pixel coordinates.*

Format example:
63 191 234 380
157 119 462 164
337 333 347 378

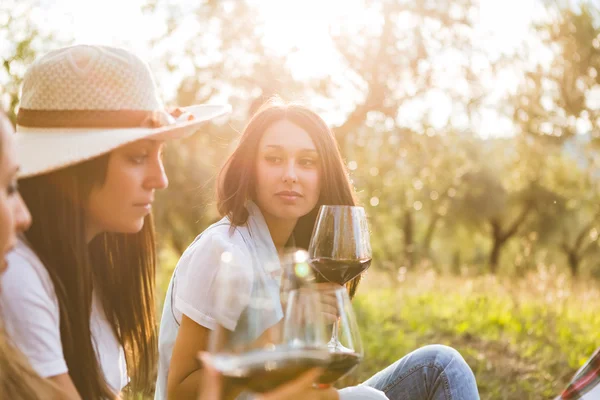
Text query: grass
347 267 599 400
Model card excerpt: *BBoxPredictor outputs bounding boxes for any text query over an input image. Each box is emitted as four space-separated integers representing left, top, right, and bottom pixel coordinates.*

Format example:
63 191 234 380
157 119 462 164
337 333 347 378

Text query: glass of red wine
201 250 331 397
308 205 372 353
308 205 372 287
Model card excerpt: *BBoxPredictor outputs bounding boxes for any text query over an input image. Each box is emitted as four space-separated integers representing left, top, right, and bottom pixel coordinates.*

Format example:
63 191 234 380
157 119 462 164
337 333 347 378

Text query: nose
282 160 298 184
145 156 169 190
14 194 31 233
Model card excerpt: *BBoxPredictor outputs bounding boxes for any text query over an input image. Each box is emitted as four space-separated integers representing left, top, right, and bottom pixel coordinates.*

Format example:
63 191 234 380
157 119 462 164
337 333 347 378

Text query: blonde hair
0 325 59 399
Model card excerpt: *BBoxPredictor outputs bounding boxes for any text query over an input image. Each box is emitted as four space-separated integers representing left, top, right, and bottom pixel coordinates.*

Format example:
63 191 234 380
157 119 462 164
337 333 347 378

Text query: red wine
318 352 362 384
207 348 330 393
311 258 372 285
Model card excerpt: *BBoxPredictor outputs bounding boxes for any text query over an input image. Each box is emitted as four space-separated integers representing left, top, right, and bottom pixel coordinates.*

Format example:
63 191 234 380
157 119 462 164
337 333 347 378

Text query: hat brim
16 104 231 179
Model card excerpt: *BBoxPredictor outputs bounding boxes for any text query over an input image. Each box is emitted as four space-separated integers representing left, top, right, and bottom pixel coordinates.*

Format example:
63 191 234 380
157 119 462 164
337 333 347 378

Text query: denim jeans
362 345 480 400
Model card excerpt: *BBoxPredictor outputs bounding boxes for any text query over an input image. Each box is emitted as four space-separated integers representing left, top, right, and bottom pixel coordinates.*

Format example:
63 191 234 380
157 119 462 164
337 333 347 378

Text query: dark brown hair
217 99 362 296
18 154 157 398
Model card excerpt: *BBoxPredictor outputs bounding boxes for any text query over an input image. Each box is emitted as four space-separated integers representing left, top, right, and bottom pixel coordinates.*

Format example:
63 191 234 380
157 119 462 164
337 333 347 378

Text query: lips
275 191 303 198
134 199 154 206
134 201 153 213
275 190 303 204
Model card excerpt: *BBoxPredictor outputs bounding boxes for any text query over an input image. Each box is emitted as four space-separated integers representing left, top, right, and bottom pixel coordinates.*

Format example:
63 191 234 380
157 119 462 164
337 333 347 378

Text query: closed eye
129 154 148 164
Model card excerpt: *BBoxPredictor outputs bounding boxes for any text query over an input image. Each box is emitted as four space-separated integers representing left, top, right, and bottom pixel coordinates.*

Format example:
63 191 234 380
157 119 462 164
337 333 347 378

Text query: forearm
168 369 203 400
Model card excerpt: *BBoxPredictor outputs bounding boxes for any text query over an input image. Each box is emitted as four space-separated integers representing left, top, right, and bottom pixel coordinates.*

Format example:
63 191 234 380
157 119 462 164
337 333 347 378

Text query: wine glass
201 250 331 397
308 205 371 352
308 205 372 286
309 285 364 386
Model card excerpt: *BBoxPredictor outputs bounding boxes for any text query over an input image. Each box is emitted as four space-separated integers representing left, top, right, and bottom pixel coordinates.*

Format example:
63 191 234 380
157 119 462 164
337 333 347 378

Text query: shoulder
0 239 65 379
174 220 256 291
182 220 253 263
2 238 55 298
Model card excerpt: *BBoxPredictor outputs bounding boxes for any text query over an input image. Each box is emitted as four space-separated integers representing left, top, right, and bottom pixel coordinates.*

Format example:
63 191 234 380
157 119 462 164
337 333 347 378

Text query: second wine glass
201 250 331 396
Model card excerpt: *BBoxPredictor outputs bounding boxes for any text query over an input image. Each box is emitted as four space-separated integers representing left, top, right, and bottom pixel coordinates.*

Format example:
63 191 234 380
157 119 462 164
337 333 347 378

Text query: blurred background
1 0 599 398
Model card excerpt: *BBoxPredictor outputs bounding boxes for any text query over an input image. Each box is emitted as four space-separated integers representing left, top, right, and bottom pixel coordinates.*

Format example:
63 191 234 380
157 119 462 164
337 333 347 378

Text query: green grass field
347 269 599 399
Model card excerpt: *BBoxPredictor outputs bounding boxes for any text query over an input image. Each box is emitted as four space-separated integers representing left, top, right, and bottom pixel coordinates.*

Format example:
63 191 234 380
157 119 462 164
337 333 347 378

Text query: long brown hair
217 99 362 296
18 154 157 398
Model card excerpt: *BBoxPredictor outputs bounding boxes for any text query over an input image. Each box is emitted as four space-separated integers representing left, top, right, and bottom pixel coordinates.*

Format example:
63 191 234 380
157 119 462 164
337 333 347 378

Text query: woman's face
254 119 321 224
0 117 32 274
86 139 168 238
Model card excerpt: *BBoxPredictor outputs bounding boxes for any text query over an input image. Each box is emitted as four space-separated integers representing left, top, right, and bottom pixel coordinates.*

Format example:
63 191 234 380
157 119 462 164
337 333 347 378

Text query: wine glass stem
329 318 341 351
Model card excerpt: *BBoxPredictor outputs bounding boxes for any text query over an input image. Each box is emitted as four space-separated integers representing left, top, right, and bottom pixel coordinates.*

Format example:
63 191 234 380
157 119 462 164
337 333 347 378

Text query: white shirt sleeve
0 247 68 378
175 231 254 331
338 385 389 399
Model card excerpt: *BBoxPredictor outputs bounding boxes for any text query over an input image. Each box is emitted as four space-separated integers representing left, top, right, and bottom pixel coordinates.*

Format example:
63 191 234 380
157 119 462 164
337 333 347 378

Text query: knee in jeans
414 344 467 369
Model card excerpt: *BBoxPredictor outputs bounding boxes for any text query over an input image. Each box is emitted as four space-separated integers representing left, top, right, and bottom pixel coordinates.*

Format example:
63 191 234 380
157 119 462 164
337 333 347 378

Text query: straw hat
15 45 231 178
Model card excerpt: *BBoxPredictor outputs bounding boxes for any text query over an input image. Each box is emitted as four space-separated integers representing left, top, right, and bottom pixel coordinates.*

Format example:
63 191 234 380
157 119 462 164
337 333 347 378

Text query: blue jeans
362 345 480 400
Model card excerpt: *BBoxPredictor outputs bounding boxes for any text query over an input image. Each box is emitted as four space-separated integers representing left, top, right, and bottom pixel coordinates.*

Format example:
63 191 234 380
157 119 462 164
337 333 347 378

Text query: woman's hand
256 368 338 400
197 353 339 400
314 283 343 323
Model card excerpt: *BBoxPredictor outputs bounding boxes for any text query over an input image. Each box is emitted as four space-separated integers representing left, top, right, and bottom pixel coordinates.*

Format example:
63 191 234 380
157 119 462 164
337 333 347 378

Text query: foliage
350 269 600 400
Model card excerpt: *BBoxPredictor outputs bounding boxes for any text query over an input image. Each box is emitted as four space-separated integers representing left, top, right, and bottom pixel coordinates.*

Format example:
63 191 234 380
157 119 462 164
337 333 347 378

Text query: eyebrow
264 145 318 153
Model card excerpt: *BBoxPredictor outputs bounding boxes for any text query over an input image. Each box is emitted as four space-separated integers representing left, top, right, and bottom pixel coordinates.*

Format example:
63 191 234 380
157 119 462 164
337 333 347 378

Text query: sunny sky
26 0 550 137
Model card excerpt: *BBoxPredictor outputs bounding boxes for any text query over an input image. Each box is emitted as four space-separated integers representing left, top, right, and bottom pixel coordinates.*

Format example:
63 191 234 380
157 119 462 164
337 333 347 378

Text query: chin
274 206 313 221
116 219 146 234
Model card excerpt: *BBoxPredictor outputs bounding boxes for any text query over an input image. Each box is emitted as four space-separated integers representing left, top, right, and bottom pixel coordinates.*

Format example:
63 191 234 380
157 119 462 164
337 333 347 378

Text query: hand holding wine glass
308 205 371 355
197 354 338 400
200 250 333 397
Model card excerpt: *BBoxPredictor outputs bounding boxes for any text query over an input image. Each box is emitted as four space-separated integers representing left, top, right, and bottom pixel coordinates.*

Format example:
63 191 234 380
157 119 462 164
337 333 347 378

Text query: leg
362 344 480 400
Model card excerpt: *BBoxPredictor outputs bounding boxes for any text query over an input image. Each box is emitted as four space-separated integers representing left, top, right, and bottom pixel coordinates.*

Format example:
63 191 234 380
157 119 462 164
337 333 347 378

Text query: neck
262 214 297 252
85 223 100 244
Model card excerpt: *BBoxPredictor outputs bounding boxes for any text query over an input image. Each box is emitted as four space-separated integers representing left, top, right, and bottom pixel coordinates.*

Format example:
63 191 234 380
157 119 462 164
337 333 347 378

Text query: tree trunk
489 237 504 274
487 204 533 274
567 251 580 277
422 213 441 256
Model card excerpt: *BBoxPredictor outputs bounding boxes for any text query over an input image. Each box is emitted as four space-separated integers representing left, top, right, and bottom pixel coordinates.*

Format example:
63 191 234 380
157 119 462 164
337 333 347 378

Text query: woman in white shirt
0 45 230 399
159 99 480 399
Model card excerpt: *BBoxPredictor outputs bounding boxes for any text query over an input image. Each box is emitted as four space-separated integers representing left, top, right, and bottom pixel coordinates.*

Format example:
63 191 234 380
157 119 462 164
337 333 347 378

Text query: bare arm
47 374 122 400
47 373 81 400
167 315 211 400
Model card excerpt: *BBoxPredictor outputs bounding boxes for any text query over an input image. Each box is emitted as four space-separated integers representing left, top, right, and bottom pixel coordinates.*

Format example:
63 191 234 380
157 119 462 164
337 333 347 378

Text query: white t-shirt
0 238 128 395
155 202 387 400
155 202 283 400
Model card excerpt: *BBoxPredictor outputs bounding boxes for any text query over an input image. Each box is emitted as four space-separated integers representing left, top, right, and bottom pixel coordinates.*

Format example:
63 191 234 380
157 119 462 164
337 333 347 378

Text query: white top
0 238 128 395
155 201 387 400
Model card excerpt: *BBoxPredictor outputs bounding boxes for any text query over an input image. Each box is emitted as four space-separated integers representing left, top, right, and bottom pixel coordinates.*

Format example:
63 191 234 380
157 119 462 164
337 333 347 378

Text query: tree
512 1 600 276
0 0 67 120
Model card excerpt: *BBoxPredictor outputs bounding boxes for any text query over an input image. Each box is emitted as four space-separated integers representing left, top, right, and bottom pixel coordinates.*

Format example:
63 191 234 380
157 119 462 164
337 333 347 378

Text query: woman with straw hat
0 44 230 399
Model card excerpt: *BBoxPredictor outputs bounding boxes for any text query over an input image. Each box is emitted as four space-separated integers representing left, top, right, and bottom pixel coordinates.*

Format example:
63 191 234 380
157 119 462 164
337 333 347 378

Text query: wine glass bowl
308 205 372 285
202 250 332 395
310 285 364 385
